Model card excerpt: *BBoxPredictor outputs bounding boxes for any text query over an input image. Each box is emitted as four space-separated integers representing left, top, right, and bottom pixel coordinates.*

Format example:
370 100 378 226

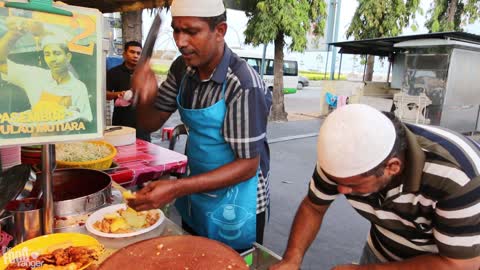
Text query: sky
143 0 480 73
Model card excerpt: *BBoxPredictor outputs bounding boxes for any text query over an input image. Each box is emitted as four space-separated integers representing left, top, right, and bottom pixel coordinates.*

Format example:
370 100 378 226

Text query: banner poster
0 1 104 146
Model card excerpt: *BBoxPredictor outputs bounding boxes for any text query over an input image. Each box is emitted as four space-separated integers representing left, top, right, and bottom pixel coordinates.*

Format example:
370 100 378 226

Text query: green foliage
243 0 327 121
151 64 169 75
425 0 479 32
244 0 327 52
346 0 421 40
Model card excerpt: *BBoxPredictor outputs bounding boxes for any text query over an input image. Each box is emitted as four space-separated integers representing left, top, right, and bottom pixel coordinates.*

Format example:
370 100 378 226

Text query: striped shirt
155 45 272 213
309 123 480 261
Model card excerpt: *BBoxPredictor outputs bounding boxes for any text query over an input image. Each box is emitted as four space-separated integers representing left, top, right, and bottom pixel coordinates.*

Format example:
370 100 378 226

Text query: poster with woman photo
0 1 103 145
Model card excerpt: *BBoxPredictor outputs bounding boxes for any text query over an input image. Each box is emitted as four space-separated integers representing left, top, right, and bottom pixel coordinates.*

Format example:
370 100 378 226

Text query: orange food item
98 236 248 270
5 246 99 270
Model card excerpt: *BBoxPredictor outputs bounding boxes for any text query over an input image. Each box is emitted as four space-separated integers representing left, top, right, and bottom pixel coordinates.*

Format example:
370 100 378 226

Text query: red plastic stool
161 127 174 141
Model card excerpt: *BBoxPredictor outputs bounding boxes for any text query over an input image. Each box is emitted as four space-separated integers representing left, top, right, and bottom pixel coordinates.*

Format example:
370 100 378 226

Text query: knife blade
139 12 161 66
132 12 162 107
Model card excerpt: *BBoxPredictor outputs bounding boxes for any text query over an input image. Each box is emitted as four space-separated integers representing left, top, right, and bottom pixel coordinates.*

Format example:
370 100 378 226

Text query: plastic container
56 141 117 170
241 243 282 270
0 215 14 251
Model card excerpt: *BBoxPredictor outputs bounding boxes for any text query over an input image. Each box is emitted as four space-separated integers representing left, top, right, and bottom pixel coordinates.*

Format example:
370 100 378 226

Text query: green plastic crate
242 243 282 270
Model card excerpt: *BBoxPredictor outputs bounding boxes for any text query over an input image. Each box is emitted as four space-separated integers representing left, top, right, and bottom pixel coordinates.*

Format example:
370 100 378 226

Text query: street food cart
330 32 480 133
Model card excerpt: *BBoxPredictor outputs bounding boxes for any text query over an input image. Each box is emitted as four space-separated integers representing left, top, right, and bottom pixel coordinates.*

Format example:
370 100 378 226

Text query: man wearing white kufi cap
0 22 92 122
272 104 480 269
130 0 272 251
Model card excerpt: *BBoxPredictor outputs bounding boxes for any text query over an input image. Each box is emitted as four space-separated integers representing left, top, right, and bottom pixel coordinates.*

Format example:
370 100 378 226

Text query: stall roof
329 32 480 57
59 0 251 13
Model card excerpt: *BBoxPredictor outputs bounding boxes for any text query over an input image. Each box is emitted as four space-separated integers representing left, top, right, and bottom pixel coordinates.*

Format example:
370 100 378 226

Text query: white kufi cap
41 34 69 49
317 104 396 178
171 0 225 17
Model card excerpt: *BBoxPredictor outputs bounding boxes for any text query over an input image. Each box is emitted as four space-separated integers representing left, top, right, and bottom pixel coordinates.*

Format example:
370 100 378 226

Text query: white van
233 49 298 94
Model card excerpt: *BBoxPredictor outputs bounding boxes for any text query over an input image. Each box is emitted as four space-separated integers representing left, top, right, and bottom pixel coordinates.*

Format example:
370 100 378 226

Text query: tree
425 0 480 32
244 0 327 121
121 10 143 45
346 0 420 81
121 6 170 46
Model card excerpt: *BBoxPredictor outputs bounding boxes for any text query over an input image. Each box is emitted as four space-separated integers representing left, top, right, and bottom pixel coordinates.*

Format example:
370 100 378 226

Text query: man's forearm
353 254 480 270
282 197 328 266
174 156 260 197
106 90 119 100
136 102 171 132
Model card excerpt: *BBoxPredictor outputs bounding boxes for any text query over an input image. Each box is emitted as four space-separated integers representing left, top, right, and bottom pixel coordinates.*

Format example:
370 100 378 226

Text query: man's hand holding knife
131 59 158 106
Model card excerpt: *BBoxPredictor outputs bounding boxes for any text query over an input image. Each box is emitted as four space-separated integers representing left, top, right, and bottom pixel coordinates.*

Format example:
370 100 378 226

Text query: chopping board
103 126 136 146
98 235 248 270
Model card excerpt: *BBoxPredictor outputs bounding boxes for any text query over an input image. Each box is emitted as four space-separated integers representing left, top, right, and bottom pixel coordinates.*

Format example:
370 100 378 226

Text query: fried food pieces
6 246 100 270
93 208 159 234
122 191 136 200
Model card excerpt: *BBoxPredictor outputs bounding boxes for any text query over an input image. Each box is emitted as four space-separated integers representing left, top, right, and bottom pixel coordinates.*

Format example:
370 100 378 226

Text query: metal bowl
35 168 112 232
51 168 112 215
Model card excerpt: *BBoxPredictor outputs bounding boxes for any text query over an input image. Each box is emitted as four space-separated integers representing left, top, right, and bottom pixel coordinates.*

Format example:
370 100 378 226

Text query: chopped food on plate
93 208 159 234
122 190 136 200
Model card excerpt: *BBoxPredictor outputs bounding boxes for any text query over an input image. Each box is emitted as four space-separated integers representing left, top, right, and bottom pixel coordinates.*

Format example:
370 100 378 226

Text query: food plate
8 110 80 127
86 204 164 238
0 233 103 270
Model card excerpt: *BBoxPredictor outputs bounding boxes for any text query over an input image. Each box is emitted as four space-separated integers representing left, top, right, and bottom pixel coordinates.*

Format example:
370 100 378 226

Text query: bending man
271 104 480 270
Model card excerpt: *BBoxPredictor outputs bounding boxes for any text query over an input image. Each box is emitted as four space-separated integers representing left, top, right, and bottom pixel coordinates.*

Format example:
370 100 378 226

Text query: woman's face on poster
43 44 72 73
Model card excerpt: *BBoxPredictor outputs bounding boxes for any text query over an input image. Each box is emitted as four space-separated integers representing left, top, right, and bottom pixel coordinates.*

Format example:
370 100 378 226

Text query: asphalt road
266 88 371 269
285 85 326 117
265 120 370 270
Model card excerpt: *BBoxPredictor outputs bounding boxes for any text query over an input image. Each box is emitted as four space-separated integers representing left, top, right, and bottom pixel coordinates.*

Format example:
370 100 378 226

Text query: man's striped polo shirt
309 123 480 261
155 45 272 214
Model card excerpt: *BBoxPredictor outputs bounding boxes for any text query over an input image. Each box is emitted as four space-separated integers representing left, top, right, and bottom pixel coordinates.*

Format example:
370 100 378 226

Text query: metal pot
5 198 43 245
35 168 112 232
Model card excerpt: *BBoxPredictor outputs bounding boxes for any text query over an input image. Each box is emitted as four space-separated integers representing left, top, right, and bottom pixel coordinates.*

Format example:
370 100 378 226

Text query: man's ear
385 157 402 177
215 22 227 39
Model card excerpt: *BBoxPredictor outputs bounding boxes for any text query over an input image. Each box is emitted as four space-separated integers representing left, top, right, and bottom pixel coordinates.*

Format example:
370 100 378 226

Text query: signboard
0 1 104 146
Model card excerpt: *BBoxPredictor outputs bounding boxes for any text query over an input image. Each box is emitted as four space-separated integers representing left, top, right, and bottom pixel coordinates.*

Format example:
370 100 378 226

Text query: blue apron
174 74 258 250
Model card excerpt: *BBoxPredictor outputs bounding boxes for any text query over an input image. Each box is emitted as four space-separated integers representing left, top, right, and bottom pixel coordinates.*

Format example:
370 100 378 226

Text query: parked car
297 75 309 89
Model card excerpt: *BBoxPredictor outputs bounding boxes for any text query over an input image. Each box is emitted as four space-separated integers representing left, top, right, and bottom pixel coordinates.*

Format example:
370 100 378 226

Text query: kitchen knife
132 12 162 107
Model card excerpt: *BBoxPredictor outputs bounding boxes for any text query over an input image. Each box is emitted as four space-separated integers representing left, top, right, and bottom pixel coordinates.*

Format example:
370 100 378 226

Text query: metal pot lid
0 164 31 216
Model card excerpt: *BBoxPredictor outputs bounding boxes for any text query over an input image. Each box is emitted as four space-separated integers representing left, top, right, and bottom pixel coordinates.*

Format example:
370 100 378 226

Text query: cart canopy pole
362 54 367 82
337 52 343 80
41 144 55 234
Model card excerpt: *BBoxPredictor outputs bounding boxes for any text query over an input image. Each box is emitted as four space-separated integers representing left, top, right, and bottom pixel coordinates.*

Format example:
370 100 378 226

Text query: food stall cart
0 0 188 256
329 32 480 134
